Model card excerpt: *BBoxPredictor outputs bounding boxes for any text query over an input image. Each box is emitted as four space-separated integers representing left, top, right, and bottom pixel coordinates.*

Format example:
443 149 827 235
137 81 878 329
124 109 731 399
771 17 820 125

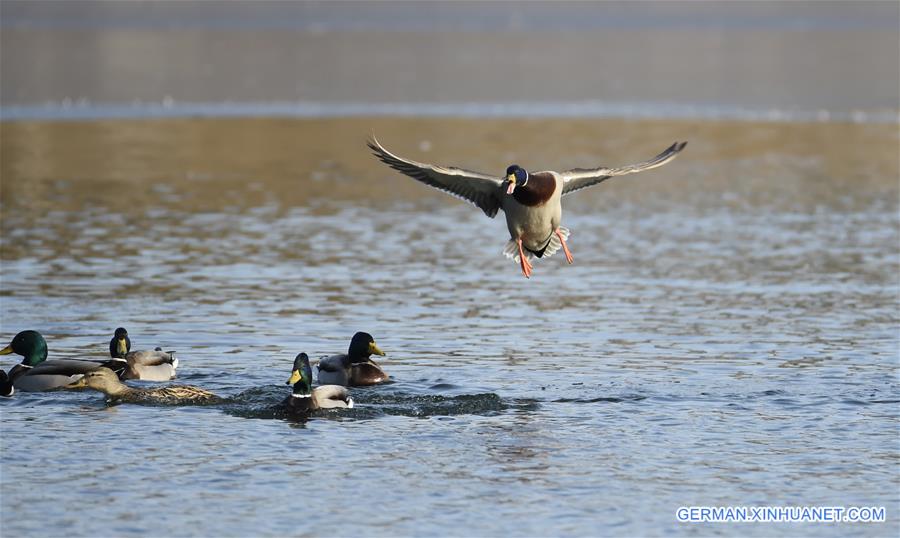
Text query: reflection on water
1 117 898 537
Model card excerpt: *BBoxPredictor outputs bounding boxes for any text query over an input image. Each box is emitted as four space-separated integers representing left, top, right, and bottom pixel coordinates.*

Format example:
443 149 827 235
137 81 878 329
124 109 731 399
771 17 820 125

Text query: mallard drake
0 330 107 393
108 327 178 381
285 353 353 412
316 332 387 387
369 137 687 278
67 367 221 404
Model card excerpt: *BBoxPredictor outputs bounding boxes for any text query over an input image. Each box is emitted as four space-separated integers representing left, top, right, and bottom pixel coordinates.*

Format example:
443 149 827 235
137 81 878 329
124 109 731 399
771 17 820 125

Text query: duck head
286 353 314 396
0 330 49 366
67 367 127 395
348 332 385 364
504 165 529 195
109 327 131 358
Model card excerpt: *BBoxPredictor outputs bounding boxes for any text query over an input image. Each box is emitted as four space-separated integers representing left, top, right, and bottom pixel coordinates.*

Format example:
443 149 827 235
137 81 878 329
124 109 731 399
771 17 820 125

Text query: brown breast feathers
512 172 556 207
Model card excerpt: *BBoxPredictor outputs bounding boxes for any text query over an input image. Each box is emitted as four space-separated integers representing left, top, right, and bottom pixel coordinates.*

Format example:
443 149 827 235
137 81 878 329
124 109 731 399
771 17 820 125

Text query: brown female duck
68 367 221 405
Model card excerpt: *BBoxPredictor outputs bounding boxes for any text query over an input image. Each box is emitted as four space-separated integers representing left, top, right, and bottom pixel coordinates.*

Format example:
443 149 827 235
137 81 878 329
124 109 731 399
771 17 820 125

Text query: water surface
1 117 898 536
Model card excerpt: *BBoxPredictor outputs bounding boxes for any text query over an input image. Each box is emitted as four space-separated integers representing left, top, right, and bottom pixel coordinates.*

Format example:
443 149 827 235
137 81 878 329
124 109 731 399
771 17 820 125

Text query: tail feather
502 227 570 264
503 241 532 264
539 226 569 260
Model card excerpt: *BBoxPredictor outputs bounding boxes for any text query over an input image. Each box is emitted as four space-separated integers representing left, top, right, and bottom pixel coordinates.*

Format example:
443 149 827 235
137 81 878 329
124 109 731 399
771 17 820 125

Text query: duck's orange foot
517 238 533 278
556 228 574 264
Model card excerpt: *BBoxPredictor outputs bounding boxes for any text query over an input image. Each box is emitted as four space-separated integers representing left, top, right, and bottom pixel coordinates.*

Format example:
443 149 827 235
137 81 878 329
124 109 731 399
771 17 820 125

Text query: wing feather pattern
25 359 104 377
368 137 504 217
560 141 687 196
127 350 176 367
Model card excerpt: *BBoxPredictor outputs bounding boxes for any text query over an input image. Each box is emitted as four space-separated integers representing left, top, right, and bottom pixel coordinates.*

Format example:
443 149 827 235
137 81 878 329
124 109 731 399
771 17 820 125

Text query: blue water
1 117 898 535
1 1 898 534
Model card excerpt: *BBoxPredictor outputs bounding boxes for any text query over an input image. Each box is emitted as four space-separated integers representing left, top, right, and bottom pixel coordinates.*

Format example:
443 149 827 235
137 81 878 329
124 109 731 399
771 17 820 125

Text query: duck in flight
368 137 687 278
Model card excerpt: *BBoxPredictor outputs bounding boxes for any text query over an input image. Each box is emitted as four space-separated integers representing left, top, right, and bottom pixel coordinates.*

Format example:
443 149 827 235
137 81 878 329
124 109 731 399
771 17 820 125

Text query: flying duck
0 330 108 393
316 332 388 387
67 367 221 405
285 353 354 412
368 137 687 278
108 327 178 381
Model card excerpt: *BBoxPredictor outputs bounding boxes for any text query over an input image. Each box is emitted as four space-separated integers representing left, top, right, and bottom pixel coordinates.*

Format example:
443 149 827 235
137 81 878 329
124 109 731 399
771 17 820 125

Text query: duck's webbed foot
517 238 533 278
556 228 574 264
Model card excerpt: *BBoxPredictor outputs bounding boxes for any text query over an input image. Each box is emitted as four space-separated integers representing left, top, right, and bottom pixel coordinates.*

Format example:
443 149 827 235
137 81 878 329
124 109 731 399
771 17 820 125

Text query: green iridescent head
109 327 131 358
348 332 385 363
0 330 49 366
286 353 313 395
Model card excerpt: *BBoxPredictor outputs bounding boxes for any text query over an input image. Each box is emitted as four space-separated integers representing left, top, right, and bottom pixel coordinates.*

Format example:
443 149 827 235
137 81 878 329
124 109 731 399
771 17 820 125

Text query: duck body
68 367 220 405
369 137 687 277
285 353 353 413
350 361 389 386
315 332 387 387
109 327 178 381
315 354 353 386
9 360 106 392
283 385 353 413
316 355 389 386
500 171 564 256
1 330 105 394
109 385 220 405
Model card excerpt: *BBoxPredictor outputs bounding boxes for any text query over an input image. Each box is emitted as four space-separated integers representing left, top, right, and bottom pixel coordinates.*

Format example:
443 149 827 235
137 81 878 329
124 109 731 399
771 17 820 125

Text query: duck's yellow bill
286 369 301 385
117 338 128 355
67 377 87 389
505 175 516 195
368 342 385 356
0 345 13 355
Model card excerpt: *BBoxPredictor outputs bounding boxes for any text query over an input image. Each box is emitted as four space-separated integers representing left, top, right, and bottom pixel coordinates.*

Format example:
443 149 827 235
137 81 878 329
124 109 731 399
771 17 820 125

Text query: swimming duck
316 332 387 386
108 327 178 381
368 137 687 278
68 367 221 405
285 353 353 412
0 330 107 393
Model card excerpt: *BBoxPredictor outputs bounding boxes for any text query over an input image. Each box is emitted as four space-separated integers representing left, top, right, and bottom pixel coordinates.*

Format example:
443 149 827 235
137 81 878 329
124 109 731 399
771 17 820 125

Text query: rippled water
1 117 898 537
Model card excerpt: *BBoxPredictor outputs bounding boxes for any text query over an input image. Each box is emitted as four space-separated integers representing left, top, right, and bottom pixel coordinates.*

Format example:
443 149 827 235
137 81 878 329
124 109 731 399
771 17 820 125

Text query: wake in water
220 384 539 421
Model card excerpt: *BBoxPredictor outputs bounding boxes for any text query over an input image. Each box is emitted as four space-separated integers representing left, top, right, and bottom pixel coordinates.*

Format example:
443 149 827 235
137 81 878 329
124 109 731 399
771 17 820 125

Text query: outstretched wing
560 141 687 196
368 137 504 217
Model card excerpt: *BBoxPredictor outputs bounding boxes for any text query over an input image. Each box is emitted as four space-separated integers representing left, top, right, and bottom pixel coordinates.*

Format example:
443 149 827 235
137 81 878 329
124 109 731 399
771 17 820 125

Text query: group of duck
3 139 689 410
0 329 388 413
